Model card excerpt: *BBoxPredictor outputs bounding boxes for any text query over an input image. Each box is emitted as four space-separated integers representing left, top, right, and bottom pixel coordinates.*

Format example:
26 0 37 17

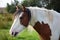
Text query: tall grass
0 13 13 29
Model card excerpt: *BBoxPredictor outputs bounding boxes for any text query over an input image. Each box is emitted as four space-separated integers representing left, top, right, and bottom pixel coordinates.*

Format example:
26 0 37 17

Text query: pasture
0 13 40 40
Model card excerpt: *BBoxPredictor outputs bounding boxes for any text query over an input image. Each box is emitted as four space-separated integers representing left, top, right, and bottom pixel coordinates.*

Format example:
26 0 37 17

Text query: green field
0 13 40 40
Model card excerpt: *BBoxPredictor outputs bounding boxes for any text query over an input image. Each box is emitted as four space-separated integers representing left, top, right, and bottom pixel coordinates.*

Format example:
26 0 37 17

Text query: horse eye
20 17 23 19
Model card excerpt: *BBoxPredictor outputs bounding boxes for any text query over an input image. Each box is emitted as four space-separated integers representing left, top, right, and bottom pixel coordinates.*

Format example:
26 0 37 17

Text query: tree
6 3 11 12
22 0 50 7
21 0 42 7
6 0 19 13
14 0 19 6
22 0 30 7
46 0 60 12
22 0 60 13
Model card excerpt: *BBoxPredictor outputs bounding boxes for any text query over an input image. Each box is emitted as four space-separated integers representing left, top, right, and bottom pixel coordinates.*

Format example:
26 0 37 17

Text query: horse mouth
12 32 18 36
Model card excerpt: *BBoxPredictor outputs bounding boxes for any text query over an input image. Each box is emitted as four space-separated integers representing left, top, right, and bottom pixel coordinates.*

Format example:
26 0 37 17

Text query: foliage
6 0 19 13
22 0 60 13
22 0 49 7
46 0 60 12
0 30 15 40
22 0 41 7
22 0 30 7
29 0 41 7
14 0 19 5
6 3 16 13
0 13 13 29
6 3 10 13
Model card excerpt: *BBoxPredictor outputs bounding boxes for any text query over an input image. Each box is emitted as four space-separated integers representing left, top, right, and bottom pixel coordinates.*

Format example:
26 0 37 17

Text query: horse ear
22 5 26 11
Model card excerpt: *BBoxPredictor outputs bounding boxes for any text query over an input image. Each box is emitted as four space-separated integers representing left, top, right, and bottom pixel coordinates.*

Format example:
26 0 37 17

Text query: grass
17 29 40 40
0 29 40 40
0 13 13 29
0 13 40 40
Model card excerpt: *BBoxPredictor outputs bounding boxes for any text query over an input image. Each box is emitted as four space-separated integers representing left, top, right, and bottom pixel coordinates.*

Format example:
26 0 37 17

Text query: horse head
10 6 31 36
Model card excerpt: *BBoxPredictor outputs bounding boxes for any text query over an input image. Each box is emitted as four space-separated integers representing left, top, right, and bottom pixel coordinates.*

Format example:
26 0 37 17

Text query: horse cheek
20 17 29 26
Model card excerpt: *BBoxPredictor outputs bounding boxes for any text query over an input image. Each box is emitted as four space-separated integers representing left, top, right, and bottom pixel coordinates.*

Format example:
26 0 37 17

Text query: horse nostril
20 17 23 19
14 32 18 36
11 32 18 36
12 32 14 35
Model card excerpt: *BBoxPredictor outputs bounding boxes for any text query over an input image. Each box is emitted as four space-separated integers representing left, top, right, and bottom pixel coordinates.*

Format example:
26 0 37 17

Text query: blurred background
0 0 60 40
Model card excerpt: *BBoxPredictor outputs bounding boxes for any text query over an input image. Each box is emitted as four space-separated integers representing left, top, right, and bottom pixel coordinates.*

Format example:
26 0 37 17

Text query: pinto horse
10 6 60 40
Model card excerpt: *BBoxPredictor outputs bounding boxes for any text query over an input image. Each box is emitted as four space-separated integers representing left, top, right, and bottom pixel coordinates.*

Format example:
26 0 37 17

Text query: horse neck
28 7 52 40
29 7 49 26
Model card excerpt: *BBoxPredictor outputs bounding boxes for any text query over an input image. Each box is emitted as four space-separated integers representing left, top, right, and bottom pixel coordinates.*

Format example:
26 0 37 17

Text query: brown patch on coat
33 21 51 40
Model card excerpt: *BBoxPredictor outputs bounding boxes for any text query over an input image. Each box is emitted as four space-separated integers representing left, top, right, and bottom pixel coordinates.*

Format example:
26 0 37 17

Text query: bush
0 13 13 29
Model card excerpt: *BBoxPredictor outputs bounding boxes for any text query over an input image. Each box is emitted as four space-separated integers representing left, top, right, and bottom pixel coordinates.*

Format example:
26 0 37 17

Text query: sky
0 0 22 7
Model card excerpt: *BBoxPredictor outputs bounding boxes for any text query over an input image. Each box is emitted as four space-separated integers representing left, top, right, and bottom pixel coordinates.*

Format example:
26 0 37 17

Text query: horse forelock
14 9 22 17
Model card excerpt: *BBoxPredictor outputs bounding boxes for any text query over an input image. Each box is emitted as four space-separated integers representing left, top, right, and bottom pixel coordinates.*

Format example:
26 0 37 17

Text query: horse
9 6 60 40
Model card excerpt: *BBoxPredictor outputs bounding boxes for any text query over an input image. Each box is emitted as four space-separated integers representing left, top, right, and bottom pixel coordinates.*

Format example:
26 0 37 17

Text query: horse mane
25 8 31 21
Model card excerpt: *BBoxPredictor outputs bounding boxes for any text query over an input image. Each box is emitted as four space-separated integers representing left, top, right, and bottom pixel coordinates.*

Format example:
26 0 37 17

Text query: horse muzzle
10 32 18 36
